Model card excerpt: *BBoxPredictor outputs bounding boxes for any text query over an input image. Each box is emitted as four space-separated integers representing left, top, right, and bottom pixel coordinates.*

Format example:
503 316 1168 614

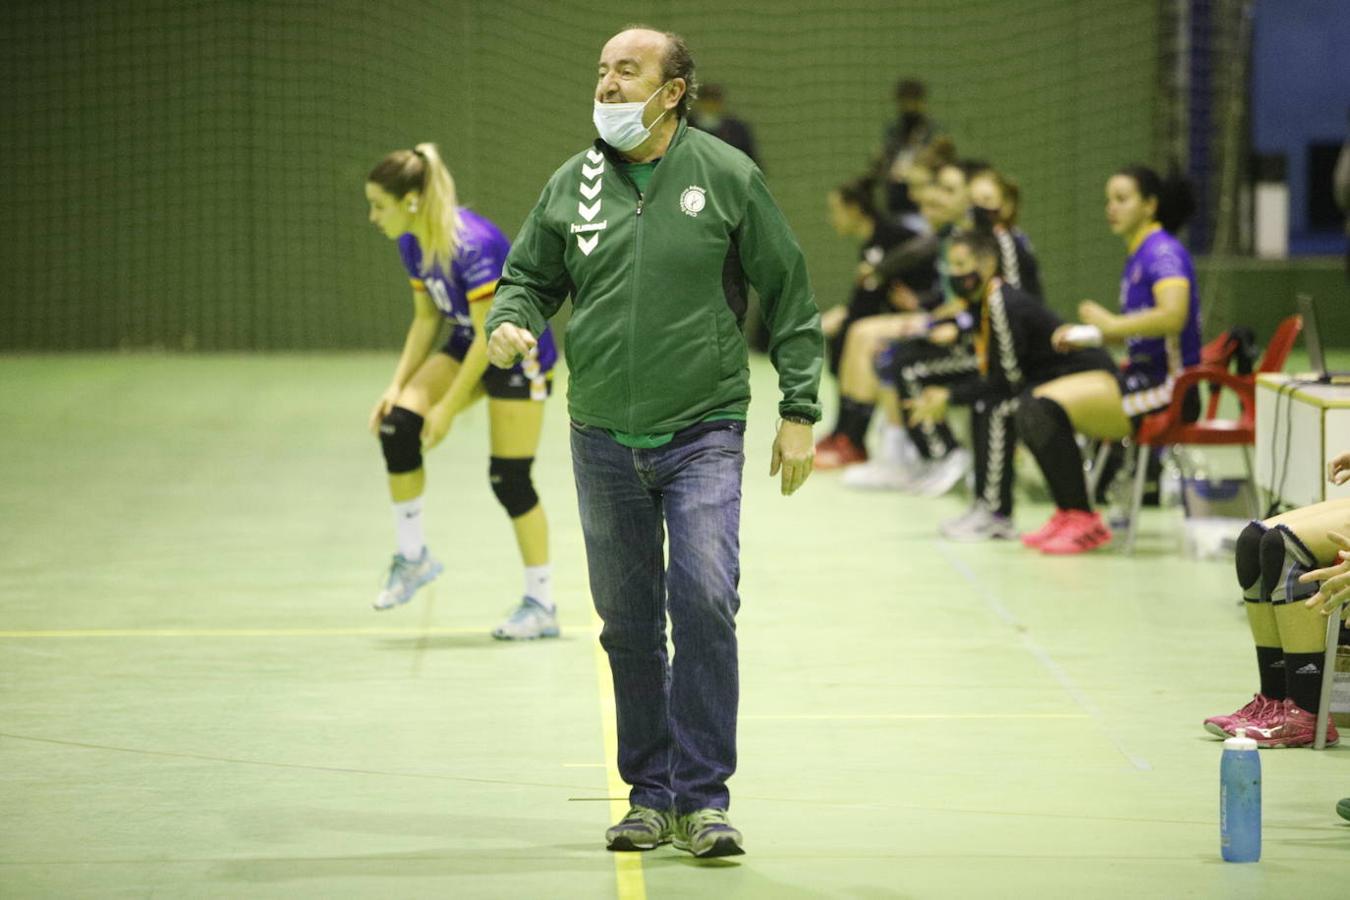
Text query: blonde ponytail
368 143 463 276
412 143 461 276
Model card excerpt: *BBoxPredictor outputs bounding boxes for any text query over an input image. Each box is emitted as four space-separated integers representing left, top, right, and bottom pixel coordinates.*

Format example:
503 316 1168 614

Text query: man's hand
770 420 814 496
487 323 536 369
1329 451 1350 486
1300 530 1350 619
906 385 950 428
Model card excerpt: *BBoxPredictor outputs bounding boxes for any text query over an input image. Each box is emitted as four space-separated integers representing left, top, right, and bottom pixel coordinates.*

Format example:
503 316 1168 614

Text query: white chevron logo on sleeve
578 199 601 221
579 179 602 200
582 162 604 181
576 233 599 255
586 148 604 164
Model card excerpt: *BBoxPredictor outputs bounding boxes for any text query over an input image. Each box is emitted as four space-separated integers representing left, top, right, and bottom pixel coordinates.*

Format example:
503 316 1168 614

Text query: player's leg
1018 371 1126 554
373 353 460 609
1245 505 1350 746
1203 519 1285 736
486 371 557 640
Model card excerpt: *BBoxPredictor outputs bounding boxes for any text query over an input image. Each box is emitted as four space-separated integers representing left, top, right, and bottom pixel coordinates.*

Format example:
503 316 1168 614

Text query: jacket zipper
608 159 645 434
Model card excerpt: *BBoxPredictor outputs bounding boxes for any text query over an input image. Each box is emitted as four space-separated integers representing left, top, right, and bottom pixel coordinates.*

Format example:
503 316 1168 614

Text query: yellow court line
742 713 1090 721
0 627 500 638
591 613 646 900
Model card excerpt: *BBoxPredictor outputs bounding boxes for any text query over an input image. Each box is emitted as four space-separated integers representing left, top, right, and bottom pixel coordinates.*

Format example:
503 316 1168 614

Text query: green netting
1 0 1162 351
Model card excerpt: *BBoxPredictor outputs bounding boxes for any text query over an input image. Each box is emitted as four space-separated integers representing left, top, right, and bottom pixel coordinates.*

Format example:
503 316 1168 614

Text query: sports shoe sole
606 835 669 852
1040 531 1112 555
1203 721 1232 738
673 835 745 858
1251 733 1339 749
491 626 561 641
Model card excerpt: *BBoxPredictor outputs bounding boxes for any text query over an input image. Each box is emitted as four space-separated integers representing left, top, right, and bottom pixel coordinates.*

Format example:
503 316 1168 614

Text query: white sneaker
491 597 561 641
841 458 923 491
914 448 972 497
374 548 444 611
941 504 1017 542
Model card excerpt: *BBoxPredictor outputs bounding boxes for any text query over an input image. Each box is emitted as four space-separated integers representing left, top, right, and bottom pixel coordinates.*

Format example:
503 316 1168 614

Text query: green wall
3 0 1173 351
1197 256 1350 346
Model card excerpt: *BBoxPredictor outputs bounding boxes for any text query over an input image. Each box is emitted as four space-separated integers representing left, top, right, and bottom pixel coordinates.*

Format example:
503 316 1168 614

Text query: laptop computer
1295 294 1350 383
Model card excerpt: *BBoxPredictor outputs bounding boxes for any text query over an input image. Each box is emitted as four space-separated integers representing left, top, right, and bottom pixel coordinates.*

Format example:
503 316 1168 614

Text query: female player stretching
364 144 559 640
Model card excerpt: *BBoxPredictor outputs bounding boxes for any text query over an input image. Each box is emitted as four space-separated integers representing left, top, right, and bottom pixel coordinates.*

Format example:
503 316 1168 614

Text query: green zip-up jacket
485 119 823 434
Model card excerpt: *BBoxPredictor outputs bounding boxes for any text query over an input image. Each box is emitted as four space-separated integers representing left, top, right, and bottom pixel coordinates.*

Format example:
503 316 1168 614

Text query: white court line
935 543 1152 772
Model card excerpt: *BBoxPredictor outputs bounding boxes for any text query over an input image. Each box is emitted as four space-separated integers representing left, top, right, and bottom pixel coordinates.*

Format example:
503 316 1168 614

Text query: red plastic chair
1120 314 1304 554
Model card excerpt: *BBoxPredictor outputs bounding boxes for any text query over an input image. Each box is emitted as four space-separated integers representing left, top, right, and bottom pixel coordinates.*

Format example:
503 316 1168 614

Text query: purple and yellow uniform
1117 226 1201 416
398 208 557 400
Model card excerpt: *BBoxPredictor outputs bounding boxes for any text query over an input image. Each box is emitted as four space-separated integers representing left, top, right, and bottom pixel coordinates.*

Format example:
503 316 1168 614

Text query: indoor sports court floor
2 353 1348 898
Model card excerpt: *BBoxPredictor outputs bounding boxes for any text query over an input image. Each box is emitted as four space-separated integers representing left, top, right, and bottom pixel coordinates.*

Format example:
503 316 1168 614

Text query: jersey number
426 279 455 315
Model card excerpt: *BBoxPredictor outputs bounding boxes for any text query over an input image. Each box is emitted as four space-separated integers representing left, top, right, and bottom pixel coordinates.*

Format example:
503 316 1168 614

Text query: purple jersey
1118 227 1200 386
397 208 558 373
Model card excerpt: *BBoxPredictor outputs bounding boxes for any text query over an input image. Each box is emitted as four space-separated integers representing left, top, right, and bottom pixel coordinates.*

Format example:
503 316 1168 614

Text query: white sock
880 425 910 465
392 497 425 560
525 564 554 610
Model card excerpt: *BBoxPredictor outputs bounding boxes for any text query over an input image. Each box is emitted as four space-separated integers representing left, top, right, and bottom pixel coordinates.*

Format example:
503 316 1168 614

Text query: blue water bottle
1220 729 1261 862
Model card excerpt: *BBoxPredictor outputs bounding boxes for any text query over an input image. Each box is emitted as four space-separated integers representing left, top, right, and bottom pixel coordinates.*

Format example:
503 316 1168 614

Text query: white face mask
593 82 671 151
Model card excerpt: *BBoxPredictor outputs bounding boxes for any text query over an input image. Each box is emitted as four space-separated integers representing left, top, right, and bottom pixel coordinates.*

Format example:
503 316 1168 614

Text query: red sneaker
815 435 867 470
1203 693 1281 738
1039 510 1112 555
1021 510 1073 548
1244 698 1339 748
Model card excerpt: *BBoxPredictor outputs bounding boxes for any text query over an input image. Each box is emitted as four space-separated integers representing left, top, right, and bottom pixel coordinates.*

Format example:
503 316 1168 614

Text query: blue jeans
570 420 744 814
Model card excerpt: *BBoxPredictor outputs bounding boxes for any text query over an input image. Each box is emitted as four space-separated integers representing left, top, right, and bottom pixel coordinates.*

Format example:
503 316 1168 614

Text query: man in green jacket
486 26 823 859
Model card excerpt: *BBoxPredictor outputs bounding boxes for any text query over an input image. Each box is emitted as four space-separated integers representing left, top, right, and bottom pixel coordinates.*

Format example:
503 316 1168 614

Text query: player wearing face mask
908 231 1116 544
968 167 1042 301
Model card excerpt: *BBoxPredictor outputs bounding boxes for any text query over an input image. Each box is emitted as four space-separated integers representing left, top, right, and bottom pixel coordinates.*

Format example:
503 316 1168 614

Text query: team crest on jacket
679 185 707 217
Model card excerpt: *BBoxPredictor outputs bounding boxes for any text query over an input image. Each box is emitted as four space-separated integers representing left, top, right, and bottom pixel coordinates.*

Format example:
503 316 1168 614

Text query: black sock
1015 396 1089 511
1284 651 1324 714
932 423 955 458
1255 646 1286 699
838 399 873 448
906 422 935 459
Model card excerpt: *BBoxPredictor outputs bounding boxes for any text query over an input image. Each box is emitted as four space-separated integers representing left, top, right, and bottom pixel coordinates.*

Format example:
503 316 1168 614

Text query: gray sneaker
373 549 444 610
491 597 560 640
939 503 986 536
940 504 1017 542
673 808 745 858
606 805 672 851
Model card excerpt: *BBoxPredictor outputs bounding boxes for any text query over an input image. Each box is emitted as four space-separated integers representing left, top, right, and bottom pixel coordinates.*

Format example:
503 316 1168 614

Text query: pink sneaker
1039 510 1112 555
1021 510 1073 548
1244 698 1340 748
1203 693 1280 738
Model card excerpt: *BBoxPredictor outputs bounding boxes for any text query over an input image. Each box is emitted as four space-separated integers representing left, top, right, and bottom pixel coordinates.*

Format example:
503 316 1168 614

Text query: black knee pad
490 456 539 518
1014 396 1069 451
1234 521 1268 600
1260 525 1318 606
379 406 424 474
